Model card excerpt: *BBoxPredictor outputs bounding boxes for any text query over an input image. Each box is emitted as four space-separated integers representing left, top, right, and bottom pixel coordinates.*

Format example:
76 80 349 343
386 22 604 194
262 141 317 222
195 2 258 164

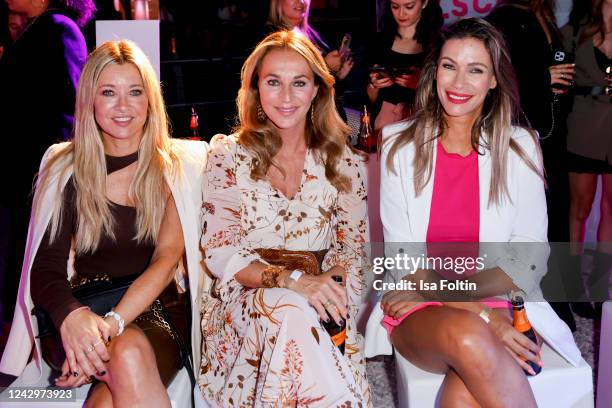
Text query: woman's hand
337 57 354 80
325 50 343 73
369 71 394 90
394 72 419 89
549 63 575 94
285 268 348 325
59 308 112 379
381 289 425 319
55 359 93 388
488 309 542 375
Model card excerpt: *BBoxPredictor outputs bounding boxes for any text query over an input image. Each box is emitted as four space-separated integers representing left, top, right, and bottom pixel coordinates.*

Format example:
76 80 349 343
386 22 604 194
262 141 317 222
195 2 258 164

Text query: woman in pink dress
365 18 581 406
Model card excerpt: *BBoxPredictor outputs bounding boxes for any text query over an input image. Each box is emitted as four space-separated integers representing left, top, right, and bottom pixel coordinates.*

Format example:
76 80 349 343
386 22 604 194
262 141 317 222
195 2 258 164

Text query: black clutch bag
31 274 196 394
33 274 136 339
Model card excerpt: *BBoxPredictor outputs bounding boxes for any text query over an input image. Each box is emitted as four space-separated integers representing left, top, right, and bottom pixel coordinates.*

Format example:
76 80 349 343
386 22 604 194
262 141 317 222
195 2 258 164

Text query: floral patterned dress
199 134 371 407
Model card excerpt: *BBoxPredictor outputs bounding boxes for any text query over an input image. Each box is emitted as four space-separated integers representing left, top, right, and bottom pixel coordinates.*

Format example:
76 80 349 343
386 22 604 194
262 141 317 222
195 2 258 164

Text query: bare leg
86 325 170 408
390 306 535 408
439 368 481 408
598 174 612 254
569 172 598 254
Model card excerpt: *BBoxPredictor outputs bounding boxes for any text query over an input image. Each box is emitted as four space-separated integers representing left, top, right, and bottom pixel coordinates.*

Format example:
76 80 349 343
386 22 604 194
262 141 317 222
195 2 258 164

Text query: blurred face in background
94 63 149 150
6 0 47 17
258 49 318 138
390 0 426 29
281 0 308 27
436 37 497 121
8 12 28 42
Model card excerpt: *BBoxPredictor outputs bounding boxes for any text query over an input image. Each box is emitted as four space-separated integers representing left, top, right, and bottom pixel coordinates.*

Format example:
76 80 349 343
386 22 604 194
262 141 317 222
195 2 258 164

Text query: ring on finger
92 339 103 348
85 344 95 353
324 299 333 307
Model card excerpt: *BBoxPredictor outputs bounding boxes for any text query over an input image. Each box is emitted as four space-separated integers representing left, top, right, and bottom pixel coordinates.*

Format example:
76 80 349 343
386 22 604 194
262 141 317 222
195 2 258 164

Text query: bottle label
330 329 346 347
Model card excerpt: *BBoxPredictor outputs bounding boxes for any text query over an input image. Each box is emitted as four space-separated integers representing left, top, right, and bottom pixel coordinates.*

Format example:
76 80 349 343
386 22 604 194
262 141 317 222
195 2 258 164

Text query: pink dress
383 140 510 334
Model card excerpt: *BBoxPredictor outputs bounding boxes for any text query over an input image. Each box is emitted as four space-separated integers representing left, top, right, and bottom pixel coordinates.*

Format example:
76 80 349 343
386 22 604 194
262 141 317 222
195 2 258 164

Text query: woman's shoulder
37 10 81 35
208 133 242 154
510 126 538 149
41 142 72 165
170 138 209 162
381 120 415 154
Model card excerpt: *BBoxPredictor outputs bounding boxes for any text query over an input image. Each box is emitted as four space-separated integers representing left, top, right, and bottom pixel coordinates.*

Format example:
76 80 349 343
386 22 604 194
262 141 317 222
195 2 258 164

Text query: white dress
198 134 372 407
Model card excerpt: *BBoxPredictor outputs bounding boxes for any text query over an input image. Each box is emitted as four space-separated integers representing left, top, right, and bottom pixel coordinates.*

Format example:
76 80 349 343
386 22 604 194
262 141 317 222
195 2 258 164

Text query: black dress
30 153 189 385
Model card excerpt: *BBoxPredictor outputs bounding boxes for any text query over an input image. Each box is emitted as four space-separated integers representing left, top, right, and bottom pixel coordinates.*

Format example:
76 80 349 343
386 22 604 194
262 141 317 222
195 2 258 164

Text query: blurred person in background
0 0 94 325
563 0 612 307
366 0 443 131
265 0 354 121
488 0 586 328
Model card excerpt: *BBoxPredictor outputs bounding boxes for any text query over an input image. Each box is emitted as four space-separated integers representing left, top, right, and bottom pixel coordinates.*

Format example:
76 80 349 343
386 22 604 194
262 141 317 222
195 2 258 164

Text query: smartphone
339 33 352 62
550 49 575 91
369 65 390 78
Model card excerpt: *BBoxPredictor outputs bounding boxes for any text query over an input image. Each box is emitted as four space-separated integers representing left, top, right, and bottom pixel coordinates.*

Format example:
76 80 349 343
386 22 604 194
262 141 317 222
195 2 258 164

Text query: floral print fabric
199 134 371 407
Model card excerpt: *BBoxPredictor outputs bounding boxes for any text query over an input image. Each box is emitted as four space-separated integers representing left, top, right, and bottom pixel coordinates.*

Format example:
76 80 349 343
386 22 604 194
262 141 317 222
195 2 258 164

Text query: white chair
395 342 594 408
0 359 192 408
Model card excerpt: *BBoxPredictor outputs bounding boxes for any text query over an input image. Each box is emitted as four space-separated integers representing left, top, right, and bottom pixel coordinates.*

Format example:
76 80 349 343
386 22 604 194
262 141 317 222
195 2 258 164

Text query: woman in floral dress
198 30 371 407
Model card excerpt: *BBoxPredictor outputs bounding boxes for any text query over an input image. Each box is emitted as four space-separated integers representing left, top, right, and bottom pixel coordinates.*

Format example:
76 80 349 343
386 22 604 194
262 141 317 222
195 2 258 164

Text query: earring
310 105 315 123
256 103 266 121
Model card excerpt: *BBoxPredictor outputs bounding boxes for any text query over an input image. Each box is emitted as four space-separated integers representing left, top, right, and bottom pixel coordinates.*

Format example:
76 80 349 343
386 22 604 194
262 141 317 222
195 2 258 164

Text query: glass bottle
321 275 346 354
189 107 200 140
357 105 376 153
512 294 541 376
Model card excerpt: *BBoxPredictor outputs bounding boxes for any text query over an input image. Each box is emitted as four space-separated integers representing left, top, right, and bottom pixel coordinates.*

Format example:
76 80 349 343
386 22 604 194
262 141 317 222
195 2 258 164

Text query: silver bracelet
104 310 125 336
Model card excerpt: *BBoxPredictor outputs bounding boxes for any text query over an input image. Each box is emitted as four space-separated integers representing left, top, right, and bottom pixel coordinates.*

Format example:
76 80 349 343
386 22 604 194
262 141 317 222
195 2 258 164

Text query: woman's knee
442 310 501 374
107 327 157 379
571 195 595 222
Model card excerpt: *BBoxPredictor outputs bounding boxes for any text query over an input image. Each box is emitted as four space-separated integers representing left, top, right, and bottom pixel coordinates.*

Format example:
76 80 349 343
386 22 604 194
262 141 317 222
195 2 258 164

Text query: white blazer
364 121 582 367
0 139 210 382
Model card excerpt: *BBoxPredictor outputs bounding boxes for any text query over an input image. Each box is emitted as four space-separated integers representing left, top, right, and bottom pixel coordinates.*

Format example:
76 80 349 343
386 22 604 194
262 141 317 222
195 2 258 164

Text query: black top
594 47 612 73
366 33 425 107
30 152 155 329
487 5 563 136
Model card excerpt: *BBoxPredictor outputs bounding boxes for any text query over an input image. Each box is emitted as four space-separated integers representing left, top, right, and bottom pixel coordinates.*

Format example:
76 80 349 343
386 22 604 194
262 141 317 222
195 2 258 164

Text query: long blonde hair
34 40 179 254
237 30 352 192
385 18 543 206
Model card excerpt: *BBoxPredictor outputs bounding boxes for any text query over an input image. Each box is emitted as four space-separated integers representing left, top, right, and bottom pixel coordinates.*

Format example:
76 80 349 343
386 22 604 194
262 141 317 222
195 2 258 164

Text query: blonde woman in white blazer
364 19 581 407
0 41 209 407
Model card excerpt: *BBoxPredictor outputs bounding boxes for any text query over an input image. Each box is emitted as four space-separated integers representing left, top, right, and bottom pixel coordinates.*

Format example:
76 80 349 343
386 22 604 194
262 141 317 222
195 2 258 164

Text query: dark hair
50 0 96 27
579 0 607 46
381 0 444 48
500 0 561 38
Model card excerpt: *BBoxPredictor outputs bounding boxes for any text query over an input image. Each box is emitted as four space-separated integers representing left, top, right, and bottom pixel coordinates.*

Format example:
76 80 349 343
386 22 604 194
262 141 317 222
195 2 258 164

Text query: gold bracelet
261 265 285 288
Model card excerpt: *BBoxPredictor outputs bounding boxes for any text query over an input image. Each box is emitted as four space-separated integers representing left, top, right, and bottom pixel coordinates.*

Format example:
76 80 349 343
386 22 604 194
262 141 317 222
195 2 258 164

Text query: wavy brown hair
581 0 609 46
236 30 352 193
385 18 543 206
